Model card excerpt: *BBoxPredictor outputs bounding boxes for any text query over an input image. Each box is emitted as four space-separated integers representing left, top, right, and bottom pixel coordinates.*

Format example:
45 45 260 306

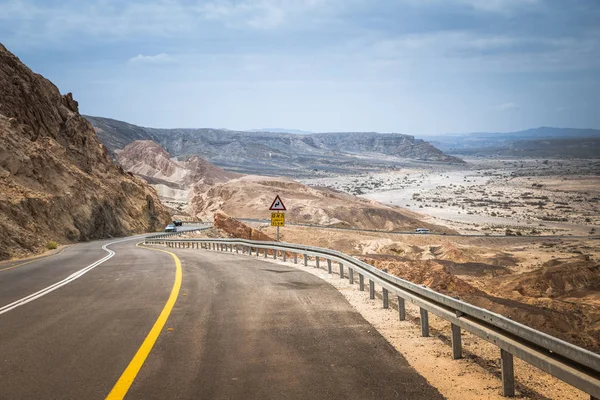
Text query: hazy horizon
86 115 600 136
2 0 599 134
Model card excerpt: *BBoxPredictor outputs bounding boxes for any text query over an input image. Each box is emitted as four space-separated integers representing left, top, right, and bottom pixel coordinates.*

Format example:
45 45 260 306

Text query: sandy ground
226 250 589 400
300 158 600 236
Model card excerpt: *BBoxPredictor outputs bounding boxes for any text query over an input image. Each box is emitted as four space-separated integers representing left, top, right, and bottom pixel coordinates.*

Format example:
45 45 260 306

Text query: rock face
0 44 171 260
87 116 464 177
213 211 273 241
116 140 239 212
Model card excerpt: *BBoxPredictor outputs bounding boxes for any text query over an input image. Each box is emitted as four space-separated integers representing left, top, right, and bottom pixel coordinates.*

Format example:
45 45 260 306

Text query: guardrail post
274 249 277 259
294 253 297 264
339 262 344 278
382 288 389 309
451 324 462 360
236 245 239 253
327 259 332 273
349 268 354 284
501 349 515 397
304 253 308 266
264 248 267 258
283 251 287 262
420 308 429 337
316 257 320 269
397 297 406 321
369 280 375 299
359 274 364 291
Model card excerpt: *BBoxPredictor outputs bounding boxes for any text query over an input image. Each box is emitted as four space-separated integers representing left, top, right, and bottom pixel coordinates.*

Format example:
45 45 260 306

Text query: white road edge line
0 236 140 316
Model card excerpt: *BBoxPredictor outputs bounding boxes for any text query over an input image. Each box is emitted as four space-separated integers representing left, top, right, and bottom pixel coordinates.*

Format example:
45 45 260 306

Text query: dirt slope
0 44 171 259
191 175 453 232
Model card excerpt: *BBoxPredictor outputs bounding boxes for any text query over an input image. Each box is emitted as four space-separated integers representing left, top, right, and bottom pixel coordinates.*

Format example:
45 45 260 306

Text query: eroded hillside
0 44 171 259
116 140 240 212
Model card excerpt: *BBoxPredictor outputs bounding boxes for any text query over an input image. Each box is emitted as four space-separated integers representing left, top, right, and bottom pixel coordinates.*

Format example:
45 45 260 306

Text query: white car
165 224 177 232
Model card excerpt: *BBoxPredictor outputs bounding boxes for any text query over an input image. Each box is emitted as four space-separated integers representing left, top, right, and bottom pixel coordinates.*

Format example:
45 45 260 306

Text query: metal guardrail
144 236 600 399
150 225 211 239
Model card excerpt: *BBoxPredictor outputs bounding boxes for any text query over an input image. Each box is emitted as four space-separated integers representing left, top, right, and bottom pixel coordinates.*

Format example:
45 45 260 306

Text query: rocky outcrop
0 44 171 260
213 211 273 241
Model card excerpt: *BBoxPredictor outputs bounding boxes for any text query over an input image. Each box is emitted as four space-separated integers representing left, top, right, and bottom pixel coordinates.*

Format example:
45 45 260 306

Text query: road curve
0 237 443 400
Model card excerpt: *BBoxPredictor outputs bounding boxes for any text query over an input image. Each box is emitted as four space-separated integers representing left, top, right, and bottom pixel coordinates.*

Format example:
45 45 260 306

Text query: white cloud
496 102 520 111
368 31 600 72
457 0 540 13
128 53 176 65
196 0 330 30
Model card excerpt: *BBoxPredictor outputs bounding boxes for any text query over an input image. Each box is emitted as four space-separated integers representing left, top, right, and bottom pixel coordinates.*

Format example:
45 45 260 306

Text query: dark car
165 224 177 232
173 220 183 226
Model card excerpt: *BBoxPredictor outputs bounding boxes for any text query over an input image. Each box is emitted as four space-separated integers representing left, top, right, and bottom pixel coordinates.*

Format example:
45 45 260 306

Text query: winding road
0 229 443 400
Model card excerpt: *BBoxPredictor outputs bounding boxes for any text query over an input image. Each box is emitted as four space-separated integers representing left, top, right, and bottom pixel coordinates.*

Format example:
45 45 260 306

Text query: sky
1 0 599 135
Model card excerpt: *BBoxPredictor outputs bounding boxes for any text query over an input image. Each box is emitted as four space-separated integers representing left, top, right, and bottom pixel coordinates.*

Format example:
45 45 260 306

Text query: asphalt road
0 233 443 400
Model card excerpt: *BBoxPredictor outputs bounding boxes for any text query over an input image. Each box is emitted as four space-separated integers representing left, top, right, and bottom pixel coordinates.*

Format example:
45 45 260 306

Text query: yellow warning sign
271 212 285 227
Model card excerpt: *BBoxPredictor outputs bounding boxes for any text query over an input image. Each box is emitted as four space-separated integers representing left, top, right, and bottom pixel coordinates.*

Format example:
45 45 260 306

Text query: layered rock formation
116 140 239 212
88 116 464 177
0 44 171 259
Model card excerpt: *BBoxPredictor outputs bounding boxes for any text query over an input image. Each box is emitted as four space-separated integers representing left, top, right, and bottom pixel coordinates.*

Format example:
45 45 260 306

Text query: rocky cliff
87 116 464 177
0 44 171 260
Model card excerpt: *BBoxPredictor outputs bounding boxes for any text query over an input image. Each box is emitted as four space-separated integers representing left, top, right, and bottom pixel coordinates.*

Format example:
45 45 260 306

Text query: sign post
269 195 286 241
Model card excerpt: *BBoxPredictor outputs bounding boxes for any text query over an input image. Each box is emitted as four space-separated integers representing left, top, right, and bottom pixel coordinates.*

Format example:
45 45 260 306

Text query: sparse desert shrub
47 241 58 250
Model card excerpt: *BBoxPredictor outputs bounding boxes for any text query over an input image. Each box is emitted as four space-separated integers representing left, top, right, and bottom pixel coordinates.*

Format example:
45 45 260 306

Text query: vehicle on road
415 228 430 234
165 224 177 232
173 220 183 226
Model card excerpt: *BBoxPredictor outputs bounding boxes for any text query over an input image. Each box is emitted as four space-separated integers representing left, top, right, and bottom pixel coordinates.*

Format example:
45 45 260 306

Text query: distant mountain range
248 128 314 134
426 127 600 158
86 116 464 177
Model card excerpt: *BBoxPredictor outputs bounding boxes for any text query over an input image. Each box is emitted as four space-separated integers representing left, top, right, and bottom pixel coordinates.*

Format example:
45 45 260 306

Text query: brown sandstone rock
213 211 273 241
0 43 171 259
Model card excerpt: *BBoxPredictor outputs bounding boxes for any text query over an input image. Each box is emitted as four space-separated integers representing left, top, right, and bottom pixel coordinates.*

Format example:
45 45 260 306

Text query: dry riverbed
300 158 600 236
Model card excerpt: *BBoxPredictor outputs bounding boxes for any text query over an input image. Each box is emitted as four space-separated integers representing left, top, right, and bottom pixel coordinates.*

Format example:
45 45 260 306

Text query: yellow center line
106 243 182 400
0 248 67 273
